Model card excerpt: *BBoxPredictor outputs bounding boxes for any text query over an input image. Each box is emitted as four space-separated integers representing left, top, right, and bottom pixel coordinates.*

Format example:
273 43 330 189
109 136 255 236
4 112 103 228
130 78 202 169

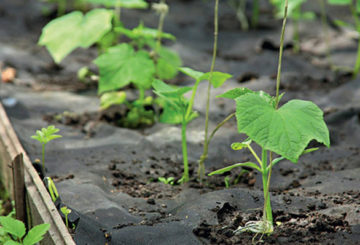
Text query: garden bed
1 0 360 244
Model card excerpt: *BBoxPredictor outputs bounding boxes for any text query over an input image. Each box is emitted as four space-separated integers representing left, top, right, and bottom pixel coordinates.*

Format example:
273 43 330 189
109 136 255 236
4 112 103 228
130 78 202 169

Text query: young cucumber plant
270 0 315 53
152 79 198 183
209 0 330 234
0 215 50 245
39 0 182 128
327 0 360 77
31 125 62 174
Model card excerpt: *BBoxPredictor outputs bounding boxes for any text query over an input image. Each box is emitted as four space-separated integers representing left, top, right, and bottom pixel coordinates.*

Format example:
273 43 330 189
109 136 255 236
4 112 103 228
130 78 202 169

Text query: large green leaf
39 9 113 63
156 47 182 80
199 72 232 88
179 67 204 81
84 0 148 8
23 224 50 245
94 44 155 94
0 216 25 239
235 93 330 163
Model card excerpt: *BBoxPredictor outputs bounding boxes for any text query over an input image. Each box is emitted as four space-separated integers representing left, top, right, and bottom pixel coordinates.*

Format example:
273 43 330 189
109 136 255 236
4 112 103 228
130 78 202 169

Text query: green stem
65 214 69 228
251 0 260 29
197 0 219 182
207 112 235 144
261 150 273 223
320 0 332 64
156 0 167 52
42 144 45 174
275 0 288 108
181 121 189 183
115 0 122 27
139 87 145 103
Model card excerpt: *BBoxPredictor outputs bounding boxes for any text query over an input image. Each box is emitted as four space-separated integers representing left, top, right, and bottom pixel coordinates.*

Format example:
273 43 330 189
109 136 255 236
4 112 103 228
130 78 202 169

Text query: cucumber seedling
31 125 62 173
152 79 198 183
209 0 330 234
0 215 50 245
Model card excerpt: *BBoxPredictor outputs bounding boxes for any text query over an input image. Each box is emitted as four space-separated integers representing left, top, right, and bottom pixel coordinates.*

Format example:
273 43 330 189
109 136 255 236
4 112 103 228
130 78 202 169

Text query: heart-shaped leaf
235 93 330 163
95 44 155 94
39 9 113 63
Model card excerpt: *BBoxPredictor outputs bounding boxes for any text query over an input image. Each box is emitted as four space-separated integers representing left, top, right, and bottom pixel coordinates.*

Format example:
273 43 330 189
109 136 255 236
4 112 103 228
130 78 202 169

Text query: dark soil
1 0 360 244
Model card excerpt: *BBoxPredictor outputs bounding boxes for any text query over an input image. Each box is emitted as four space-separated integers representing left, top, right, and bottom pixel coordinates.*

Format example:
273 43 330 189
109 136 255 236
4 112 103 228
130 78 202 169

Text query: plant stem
181 121 189 183
261 149 273 223
42 144 45 174
198 0 219 182
207 112 235 143
275 0 288 108
115 0 122 27
252 0 260 29
156 0 167 52
320 0 332 65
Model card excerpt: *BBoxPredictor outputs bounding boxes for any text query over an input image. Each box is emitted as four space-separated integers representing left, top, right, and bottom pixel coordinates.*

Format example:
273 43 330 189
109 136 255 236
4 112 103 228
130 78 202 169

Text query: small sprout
158 177 175 185
224 176 230 189
60 206 72 229
31 125 62 173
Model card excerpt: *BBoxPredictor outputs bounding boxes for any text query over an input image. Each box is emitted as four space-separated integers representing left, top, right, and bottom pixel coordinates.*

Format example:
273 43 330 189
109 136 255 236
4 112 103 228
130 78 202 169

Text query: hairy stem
198 0 219 182
181 121 189 183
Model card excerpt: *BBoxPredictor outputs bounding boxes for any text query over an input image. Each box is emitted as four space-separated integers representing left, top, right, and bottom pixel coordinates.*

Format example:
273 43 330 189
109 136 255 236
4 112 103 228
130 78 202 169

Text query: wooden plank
12 153 26 224
0 102 75 245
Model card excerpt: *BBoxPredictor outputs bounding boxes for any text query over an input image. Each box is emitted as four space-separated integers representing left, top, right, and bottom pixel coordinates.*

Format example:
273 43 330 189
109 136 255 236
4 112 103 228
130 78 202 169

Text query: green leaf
217 88 255 99
152 79 192 98
31 126 62 145
84 0 148 8
0 216 26 239
23 224 50 245
5 241 21 245
208 162 261 176
39 9 113 63
235 94 330 163
199 72 232 88
94 44 156 94
327 0 351 5
217 88 275 107
231 140 252 150
116 23 175 40
100 91 127 109
179 67 205 81
156 47 182 80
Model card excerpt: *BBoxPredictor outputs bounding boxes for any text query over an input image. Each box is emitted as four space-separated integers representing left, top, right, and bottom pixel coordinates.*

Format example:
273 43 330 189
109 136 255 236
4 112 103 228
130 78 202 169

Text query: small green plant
327 0 360 77
270 0 315 53
39 0 182 128
60 206 72 229
0 215 50 245
224 176 230 188
31 125 62 173
209 0 330 235
158 176 175 185
152 79 198 183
